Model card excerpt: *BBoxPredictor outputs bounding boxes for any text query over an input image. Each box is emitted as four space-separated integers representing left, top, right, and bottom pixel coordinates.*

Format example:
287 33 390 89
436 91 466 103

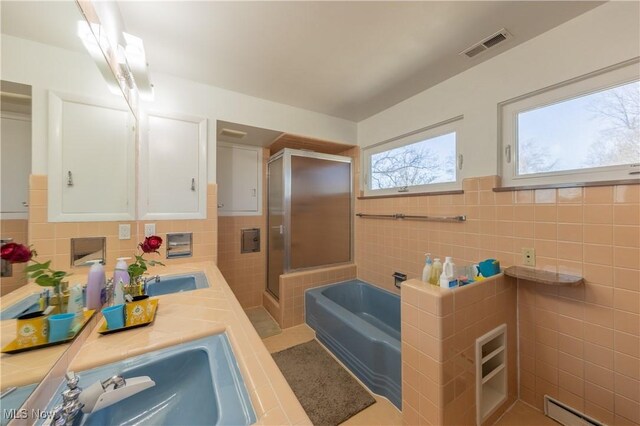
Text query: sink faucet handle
65 371 80 389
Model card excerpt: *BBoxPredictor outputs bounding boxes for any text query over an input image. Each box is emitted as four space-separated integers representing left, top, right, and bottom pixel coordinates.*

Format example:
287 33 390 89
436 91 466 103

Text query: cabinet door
140 113 207 219
217 144 261 215
1 114 31 218
49 93 135 222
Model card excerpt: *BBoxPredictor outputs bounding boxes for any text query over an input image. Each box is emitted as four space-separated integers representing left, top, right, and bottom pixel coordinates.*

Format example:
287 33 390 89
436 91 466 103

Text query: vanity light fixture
123 32 154 101
77 21 122 96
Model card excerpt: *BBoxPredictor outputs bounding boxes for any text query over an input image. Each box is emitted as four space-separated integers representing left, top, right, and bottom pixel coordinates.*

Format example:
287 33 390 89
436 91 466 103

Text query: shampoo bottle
86 260 106 310
113 257 130 305
440 256 456 289
421 253 433 282
429 258 443 285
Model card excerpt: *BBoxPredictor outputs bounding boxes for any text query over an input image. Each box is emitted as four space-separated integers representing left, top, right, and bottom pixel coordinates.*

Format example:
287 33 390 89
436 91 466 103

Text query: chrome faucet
49 372 83 426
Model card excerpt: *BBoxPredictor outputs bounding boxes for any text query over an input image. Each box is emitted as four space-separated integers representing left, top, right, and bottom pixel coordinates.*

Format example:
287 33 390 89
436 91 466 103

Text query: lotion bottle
429 258 443 285
113 257 130 305
421 253 433 283
86 260 106 310
440 256 456 289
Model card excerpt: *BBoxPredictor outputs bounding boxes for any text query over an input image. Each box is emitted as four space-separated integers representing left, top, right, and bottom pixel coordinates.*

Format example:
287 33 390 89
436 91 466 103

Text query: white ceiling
117 1 603 122
1 1 604 122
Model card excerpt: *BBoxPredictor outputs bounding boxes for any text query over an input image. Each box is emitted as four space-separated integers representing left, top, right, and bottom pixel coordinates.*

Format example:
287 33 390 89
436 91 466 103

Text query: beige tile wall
218 216 266 308
27 175 218 276
401 275 517 426
217 148 268 309
0 219 29 295
357 176 639 425
278 263 357 328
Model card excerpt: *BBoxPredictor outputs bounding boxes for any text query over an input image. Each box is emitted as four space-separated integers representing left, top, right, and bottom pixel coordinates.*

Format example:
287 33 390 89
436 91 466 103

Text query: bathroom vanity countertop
67 262 310 425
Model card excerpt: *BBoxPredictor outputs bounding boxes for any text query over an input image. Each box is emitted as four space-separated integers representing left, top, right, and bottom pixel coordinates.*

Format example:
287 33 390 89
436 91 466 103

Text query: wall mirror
0 0 135 418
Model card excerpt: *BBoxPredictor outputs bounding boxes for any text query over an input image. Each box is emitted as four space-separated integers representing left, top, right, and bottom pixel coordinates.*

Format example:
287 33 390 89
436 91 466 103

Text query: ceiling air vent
460 28 511 58
220 128 247 139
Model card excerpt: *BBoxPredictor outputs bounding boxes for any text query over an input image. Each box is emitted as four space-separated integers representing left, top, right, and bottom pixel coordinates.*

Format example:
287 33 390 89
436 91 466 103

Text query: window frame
500 59 640 188
362 116 463 196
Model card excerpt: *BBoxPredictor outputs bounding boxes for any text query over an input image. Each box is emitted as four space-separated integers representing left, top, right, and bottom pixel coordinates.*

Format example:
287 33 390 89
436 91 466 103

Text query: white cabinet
1 113 31 219
48 92 135 222
139 112 207 220
217 143 262 216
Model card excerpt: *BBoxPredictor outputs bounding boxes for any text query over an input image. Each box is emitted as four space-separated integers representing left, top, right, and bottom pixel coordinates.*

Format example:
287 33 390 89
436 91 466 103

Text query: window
501 61 640 187
363 117 462 196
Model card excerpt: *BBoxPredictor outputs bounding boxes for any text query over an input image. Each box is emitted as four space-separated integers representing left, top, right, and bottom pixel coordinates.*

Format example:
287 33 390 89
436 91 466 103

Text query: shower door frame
267 148 354 297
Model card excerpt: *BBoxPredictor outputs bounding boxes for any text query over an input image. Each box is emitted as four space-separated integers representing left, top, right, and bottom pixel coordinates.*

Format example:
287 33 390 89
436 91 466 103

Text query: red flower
1 242 35 264
139 236 162 254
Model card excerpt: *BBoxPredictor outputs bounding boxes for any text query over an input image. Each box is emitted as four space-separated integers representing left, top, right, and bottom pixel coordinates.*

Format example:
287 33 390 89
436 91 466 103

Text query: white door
141 113 207 219
217 144 261 215
1 114 31 218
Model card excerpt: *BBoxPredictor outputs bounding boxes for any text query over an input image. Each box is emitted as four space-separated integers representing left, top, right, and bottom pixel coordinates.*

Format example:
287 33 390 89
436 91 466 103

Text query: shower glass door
267 156 284 298
289 155 351 269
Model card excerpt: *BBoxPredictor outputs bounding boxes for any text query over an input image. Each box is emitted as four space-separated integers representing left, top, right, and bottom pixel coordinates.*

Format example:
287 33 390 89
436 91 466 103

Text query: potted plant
126 235 165 295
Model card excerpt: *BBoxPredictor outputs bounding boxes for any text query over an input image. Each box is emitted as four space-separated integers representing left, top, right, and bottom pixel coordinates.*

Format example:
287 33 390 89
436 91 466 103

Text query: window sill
357 189 464 200
493 178 639 192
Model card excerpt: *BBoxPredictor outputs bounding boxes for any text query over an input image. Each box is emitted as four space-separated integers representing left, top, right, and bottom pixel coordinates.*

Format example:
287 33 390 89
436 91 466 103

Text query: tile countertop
68 262 311 425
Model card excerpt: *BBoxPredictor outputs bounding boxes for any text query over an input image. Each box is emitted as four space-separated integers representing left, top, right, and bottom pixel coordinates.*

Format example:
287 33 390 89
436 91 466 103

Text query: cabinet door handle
67 171 74 187
191 178 196 191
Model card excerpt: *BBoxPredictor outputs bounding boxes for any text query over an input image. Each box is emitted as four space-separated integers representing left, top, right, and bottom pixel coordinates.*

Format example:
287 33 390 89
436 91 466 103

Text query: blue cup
477 259 501 278
48 313 76 342
102 304 125 330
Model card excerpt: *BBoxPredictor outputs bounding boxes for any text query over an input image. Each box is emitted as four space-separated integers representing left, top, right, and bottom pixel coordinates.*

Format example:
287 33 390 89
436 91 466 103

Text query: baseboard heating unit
544 396 604 426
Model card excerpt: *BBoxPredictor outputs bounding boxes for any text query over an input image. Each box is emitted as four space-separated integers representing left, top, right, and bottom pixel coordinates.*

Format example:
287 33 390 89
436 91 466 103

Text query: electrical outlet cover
522 247 536 266
144 223 156 237
118 224 131 240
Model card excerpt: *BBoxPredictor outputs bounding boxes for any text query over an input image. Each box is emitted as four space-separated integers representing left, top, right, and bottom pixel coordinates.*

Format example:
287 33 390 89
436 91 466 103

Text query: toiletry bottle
429 258 443 285
113 257 130 305
421 253 433 282
440 256 456 289
66 284 84 332
86 260 106 310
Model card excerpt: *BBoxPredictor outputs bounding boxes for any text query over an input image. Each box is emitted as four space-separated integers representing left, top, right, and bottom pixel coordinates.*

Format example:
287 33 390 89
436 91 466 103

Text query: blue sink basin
0 294 41 320
43 333 255 425
1 383 38 426
145 272 209 297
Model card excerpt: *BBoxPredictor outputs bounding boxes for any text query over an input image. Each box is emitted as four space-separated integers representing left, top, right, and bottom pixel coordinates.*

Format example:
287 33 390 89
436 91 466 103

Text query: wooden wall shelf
504 266 584 286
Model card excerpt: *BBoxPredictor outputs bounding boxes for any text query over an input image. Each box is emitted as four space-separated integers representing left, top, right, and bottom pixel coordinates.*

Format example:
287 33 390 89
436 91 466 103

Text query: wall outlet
144 223 156 237
522 248 536 266
118 224 131 240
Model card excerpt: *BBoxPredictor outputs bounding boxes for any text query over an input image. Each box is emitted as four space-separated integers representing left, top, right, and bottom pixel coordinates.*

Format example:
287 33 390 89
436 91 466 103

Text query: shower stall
267 149 352 299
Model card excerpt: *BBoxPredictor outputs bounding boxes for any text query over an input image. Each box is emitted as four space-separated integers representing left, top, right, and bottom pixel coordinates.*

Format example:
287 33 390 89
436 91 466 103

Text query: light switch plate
522 247 536 266
144 223 156 237
118 224 131 240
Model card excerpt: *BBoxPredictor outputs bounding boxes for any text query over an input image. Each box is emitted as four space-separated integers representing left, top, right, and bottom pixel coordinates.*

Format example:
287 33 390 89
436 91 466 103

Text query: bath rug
245 307 282 338
272 340 376 425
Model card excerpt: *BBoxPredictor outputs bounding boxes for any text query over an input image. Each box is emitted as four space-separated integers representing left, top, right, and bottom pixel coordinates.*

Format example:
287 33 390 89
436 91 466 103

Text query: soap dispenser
422 253 433 283
86 260 106 310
